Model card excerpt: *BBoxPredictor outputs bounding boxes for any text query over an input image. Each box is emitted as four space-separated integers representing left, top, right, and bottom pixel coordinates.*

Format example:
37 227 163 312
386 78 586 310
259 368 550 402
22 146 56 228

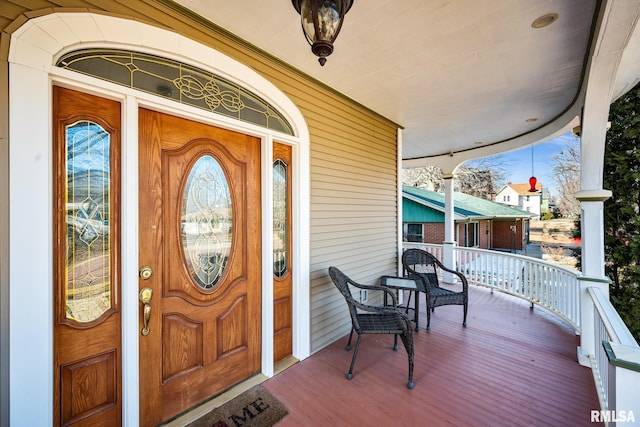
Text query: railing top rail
589 286 638 347
405 243 580 276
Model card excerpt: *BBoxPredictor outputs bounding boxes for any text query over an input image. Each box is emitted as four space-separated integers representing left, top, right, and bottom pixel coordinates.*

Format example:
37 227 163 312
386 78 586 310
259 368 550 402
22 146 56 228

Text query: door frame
8 13 310 426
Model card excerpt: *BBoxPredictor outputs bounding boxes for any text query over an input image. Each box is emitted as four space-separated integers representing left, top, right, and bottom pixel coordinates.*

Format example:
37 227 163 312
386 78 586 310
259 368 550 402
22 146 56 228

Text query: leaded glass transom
65 121 112 322
56 48 293 135
182 155 233 289
273 159 289 277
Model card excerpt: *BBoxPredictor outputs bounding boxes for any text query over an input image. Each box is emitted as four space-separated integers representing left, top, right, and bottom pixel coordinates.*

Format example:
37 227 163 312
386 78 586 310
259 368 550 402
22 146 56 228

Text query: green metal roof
402 185 533 222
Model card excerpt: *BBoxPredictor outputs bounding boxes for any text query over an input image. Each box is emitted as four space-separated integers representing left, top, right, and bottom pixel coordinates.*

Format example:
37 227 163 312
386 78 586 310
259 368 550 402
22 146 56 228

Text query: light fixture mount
292 0 354 66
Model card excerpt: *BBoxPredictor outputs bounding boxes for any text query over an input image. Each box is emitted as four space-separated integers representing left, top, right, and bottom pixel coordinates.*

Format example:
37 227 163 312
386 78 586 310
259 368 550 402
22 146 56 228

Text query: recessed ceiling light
525 117 538 123
532 13 558 29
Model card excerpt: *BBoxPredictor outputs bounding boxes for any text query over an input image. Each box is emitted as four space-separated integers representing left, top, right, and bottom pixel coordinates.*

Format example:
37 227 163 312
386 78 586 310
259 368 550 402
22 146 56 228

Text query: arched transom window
57 48 293 135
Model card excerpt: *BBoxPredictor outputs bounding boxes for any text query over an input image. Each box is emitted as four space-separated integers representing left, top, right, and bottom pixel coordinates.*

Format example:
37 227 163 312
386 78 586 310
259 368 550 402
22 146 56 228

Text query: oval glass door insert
181 155 233 289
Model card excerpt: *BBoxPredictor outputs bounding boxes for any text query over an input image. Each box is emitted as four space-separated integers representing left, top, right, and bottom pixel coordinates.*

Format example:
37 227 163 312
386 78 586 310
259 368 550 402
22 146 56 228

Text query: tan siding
0 0 400 355
309 113 397 352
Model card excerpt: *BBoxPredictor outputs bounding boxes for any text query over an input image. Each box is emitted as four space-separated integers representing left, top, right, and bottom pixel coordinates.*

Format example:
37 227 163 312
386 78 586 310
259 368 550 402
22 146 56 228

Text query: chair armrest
432 260 469 291
408 270 468 293
447 269 468 291
351 300 412 322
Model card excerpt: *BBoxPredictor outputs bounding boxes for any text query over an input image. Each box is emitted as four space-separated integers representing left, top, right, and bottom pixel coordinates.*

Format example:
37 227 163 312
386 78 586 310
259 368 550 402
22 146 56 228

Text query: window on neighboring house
404 223 423 242
503 195 510 202
464 222 479 247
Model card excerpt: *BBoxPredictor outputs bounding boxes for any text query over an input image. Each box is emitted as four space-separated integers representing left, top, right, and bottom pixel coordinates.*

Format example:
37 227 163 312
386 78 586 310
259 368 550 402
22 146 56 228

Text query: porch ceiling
174 0 640 169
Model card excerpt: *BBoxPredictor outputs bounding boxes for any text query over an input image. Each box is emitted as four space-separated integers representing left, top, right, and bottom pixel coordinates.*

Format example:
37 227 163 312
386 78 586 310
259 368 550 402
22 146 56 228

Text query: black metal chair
402 248 468 331
328 266 415 389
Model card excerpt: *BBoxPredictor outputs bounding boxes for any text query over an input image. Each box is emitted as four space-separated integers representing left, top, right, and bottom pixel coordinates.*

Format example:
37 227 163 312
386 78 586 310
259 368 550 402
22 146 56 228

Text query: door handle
139 287 153 336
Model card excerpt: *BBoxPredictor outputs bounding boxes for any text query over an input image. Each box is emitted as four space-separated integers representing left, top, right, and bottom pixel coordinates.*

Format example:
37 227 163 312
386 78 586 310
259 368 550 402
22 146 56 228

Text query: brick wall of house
413 220 524 251
457 224 467 246
423 223 445 244
479 220 489 248
492 221 524 250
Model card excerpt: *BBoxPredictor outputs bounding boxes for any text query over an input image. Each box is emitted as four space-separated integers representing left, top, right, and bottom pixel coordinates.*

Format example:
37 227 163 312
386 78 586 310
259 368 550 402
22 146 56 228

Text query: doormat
186 384 288 427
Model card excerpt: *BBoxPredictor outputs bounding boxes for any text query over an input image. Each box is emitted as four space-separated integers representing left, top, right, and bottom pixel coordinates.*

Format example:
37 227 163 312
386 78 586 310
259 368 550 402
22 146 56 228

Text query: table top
380 276 419 290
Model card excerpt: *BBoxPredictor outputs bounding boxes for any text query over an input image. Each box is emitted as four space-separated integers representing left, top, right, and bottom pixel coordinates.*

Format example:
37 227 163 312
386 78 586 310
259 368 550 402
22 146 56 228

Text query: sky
465 131 579 197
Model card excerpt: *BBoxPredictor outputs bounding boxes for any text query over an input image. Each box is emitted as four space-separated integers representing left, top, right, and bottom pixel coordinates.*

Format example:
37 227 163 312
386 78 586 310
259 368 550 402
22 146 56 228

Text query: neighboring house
495 182 545 219
403 186 533 252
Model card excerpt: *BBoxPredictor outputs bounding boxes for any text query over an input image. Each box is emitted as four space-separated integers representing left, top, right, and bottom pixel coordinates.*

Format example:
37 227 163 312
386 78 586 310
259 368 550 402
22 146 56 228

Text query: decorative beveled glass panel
273 159 289 277
56 48 294 135
65 121 112 322
182 155 233 289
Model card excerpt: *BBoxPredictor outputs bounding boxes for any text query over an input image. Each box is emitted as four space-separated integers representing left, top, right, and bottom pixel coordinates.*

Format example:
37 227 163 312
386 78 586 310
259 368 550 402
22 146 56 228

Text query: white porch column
576 193 612 366
575 112 612 365
442 174 456 281
573 0 624 361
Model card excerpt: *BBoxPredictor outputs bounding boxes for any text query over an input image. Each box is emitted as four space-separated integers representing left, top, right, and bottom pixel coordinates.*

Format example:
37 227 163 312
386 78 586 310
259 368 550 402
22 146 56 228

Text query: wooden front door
53 87 122 427
273 143 293 362
138 109 262 426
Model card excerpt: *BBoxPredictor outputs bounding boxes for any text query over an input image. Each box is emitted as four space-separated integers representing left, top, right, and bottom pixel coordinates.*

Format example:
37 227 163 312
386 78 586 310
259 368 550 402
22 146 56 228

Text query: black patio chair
328 266 415 389
402 248 468 331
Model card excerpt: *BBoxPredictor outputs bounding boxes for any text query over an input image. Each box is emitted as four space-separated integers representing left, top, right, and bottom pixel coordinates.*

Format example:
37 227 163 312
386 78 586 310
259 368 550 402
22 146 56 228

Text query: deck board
264 285 602 427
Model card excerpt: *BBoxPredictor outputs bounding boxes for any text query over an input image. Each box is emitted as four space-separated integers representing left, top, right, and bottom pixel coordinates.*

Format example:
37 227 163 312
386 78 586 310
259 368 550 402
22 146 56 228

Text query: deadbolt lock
139 265 153 280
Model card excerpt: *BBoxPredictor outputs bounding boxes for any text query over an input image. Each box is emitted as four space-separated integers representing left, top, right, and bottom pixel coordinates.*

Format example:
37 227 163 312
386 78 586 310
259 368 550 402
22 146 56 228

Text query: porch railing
403 242 640 422
404 243 580 329
589 286 639 423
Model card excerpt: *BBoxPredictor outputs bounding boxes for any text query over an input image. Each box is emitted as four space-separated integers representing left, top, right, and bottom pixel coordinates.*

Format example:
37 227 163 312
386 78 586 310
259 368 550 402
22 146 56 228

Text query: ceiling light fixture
532 13 558 29
292 0 354 66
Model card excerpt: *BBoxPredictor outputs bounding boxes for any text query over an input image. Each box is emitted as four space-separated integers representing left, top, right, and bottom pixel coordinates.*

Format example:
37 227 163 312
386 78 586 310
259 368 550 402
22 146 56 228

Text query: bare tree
403 158 506 200
551 137 581 218
454 164 505 199
402 166 444 191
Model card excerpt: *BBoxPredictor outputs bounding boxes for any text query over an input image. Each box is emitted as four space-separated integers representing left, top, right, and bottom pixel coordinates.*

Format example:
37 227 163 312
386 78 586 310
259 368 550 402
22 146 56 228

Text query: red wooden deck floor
264 285 602 427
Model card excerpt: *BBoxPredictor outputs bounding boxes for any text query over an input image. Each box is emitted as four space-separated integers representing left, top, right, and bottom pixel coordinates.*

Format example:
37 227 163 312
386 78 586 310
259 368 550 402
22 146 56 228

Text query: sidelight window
64 121 113 322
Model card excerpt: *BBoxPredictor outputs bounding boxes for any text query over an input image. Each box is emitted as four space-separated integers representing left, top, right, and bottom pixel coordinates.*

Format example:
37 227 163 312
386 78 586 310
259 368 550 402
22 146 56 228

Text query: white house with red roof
495 182 543 219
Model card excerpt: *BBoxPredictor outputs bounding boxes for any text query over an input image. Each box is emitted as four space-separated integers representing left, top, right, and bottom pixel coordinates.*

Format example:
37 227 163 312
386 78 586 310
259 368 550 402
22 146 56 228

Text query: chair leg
346 328 355 350
347 333 362 380
426 293 431 331
463 302 468 327
413 290 420 332
399 330 414 389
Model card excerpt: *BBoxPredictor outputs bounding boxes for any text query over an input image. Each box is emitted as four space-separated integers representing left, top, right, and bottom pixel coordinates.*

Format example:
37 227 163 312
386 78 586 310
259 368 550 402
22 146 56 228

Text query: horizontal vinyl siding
309 120 397 352
1 0 400 355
